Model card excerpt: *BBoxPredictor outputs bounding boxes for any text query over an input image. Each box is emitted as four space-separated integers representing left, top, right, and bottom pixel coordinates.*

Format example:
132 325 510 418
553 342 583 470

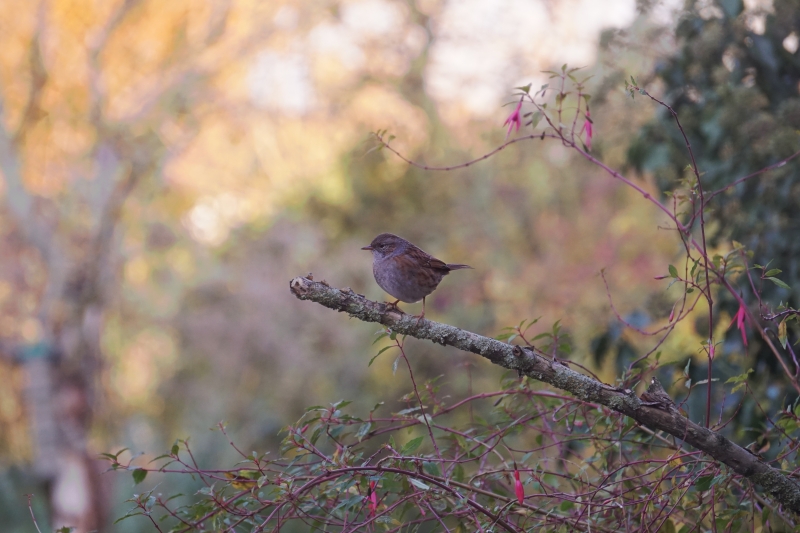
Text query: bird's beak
361 245 373 251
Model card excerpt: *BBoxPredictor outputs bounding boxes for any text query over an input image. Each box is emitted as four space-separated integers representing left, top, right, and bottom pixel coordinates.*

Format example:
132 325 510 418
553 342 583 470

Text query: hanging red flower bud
504 99 523 140
727 303 749 347
513 469 524 505
369 480 377 516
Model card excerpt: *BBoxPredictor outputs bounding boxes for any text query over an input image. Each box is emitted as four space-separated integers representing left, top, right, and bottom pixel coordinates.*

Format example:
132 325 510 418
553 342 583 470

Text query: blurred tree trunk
0 4 143 525
3 145 112 530
2 80 141 533
0 1 245 529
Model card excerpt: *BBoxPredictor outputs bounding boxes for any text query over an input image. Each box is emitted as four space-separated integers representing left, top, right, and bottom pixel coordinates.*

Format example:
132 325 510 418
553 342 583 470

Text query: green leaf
409 478 430 491
725 369 753 385
668 265 679 278
779 319 788 349
114 512 143 524
132 468 147 485
695 475 713 492
369 345 395 366
171 443 179 455
523 317 541 329
372 332 389 345
333 494 365 511
453 463 465 483
765 269 782 276
530 111 542 129
766 277 791 290
690 259 700 277
356 422 373 441
392 355 401 375
401 436 424 455
422 461 441 476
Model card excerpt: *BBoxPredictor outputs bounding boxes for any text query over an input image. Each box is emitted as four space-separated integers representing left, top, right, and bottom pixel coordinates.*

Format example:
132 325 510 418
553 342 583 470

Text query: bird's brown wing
425 256 451 272
412 243 471 272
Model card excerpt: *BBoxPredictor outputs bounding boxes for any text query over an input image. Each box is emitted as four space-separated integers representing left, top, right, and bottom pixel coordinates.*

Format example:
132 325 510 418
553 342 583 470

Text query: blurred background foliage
624 0 800 424
0 0 796 530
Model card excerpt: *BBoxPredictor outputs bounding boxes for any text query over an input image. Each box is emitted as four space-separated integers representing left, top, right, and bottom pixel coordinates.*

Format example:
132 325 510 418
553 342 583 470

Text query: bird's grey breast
372 253 441 303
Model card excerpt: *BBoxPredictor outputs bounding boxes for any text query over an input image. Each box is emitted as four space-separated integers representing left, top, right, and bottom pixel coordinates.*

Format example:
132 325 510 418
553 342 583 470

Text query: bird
361 233 472 320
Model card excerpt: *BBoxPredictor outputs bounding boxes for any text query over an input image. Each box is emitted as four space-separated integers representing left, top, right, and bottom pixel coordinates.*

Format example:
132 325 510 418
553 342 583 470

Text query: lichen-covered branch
290 275 800 514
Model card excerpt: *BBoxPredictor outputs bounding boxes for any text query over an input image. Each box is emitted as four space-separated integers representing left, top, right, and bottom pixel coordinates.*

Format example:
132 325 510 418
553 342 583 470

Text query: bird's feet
411 297 428 327
385 299 403 313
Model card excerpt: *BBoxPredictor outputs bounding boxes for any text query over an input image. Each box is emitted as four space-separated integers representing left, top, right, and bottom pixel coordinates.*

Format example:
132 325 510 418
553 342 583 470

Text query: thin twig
397 338 443 461
26 494 43 533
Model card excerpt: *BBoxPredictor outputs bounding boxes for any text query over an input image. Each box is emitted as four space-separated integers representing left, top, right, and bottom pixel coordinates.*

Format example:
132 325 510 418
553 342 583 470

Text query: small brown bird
361 233 472 320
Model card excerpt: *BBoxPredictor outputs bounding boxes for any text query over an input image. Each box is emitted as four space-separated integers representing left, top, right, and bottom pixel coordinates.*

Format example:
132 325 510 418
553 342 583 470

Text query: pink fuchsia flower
728 303 749 347
504 99 523 140
580 110 593 150
513 468 524 505
369 480 377 516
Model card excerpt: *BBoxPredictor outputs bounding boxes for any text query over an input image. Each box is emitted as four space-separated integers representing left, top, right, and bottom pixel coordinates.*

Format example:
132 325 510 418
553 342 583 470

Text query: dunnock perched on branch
361 233 472 319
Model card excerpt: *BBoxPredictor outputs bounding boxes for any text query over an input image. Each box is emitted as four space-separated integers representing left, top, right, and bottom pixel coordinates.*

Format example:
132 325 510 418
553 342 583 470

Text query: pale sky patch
427 0 639 115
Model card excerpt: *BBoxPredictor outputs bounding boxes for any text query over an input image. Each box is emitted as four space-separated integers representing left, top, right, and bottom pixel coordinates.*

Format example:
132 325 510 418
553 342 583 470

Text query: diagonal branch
290 275 800 515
